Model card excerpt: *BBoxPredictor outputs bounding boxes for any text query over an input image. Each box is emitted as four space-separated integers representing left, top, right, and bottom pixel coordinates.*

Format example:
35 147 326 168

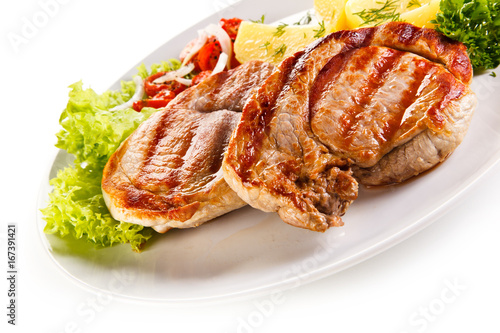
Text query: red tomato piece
195 39 222 72
220 18 243 68
192 70 213 85
179 18 243 72
132 90 177 112
144 72 188 97
229 53 241 69
220 18 243 42
179 38 197 62
179 38 202 72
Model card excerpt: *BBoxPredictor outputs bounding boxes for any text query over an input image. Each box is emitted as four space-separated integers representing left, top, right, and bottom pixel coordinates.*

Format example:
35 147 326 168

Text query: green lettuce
42 164 153 251
56 59 182 168
41 60 181 252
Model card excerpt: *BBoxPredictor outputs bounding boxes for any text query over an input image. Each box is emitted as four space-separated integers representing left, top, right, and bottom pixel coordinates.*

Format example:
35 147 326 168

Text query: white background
1 0 499 332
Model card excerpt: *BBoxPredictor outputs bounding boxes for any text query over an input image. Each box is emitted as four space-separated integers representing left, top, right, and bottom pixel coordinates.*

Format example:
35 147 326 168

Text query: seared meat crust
223 22 476 231
102 61 275 232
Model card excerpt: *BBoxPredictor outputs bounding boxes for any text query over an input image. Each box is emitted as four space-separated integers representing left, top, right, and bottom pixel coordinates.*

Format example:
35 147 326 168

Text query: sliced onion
211 52 229 75
175 77 193 86
153 63 195 84
204 23 233 69
109 76 144 111
181 30 208 67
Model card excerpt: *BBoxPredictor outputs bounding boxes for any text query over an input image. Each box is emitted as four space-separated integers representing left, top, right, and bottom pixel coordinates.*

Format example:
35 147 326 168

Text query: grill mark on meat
223 22 476 232
310 47 408 159
310 46 469 168
198 71 230 110
426 73 466 132
450 51 473 84
309 49 355 119
103 61 275 230
316 22 472 84
140 111 177 188
390 25 472 84
399 59 430 108
336 27 376 51
294 27 376 82
130 110 239 199
230 55 299 186
381 56 433 141
136 110 194 191
340 48 404 148
394 23 423 46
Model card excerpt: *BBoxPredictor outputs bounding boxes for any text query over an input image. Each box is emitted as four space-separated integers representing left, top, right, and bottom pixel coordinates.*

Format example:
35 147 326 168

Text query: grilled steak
102 60 275 233
222 22 476 232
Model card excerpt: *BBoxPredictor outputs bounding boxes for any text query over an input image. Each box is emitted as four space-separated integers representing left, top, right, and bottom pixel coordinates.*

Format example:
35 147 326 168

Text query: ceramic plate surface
37 0 500 303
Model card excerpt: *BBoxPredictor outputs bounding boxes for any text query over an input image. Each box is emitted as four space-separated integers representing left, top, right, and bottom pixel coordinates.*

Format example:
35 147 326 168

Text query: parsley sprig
433 0 500 71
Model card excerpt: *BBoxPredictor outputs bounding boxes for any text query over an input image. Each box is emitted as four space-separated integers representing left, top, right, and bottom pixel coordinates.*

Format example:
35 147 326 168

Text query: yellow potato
400 0 440 28
345 0 441 29
314 0 350 32
233 21 321 65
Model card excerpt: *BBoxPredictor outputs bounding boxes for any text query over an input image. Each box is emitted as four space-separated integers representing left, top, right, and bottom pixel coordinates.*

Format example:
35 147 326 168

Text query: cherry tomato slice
192 70 213 85
179 18 243 72
220 18 242 42
179 39 202 72
132 90 177 112
196 39 222 72
144 72 188 97
220 18 242 68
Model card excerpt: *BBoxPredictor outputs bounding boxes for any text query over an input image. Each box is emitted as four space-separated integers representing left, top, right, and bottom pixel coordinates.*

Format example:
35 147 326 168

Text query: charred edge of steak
226 55 301 186
305 22 472 85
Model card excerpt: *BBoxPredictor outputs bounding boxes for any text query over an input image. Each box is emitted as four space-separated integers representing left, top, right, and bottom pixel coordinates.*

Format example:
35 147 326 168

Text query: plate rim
36 0 500 304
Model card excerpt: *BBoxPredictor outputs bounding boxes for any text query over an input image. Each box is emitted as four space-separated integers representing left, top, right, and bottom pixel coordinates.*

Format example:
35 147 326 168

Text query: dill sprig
273 44 287 58
274 23 289 37
251 14 265 24
259 41 271 53
353 0 402 27
313 21 327 38
407 0 421 8
294 11 312 25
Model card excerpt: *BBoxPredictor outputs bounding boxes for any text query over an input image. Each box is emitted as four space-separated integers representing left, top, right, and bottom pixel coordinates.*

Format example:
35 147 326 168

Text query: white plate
37 0 500 304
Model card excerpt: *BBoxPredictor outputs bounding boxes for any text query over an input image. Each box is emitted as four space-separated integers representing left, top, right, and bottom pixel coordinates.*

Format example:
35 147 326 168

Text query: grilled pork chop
222 22 476 232
102 60 275 233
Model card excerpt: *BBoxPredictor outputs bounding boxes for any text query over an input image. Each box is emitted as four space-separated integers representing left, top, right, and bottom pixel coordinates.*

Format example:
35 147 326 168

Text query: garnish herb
313 21 327 38
491 71 497 77
294 11 313 25
273 44 287 58
353 0 402 26
260 41 271 53
41 61 182 252
407 0 421 8
251 14 265 23
433 0 500 71
274 23 289 37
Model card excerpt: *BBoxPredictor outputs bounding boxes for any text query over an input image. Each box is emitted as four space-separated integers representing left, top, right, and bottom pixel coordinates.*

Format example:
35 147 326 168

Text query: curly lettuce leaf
42 60 181 251
41 164 153 252
433 0 500 71
137 59 183 78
